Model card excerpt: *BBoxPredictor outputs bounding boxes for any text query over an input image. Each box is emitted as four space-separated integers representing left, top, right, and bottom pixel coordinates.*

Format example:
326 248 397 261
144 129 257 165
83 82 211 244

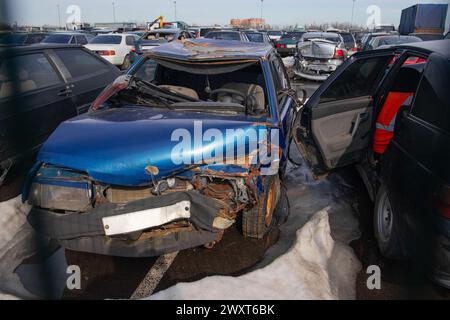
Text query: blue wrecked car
22 39 300 257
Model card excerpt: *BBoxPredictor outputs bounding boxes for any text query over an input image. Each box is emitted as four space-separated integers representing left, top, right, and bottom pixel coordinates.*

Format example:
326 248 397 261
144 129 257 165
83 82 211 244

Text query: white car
85 34 140 70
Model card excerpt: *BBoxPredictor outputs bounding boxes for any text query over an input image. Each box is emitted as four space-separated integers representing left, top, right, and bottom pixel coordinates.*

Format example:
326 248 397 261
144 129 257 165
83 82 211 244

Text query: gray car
294 32 347 81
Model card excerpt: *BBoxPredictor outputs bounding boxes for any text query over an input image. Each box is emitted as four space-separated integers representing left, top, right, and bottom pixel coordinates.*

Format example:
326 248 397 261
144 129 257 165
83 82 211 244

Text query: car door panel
295 49 395 174
311 96 372 169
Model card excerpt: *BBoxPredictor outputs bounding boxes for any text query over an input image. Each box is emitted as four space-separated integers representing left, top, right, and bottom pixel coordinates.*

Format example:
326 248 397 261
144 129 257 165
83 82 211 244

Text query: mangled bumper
294 58 342 81
27 191 225 257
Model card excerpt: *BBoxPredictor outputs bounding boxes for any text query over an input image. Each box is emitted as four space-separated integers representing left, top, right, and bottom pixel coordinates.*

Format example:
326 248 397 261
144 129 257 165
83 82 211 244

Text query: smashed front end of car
294 39 346 81
22 40 284 257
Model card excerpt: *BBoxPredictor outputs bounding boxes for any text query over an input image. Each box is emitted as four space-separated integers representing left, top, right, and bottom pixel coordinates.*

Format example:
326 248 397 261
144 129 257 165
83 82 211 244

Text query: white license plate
287 44 296 48
102 201 191 236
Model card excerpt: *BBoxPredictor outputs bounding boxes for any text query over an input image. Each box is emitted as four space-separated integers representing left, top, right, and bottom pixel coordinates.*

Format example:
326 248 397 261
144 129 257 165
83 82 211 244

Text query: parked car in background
294 32 347 81
295 40 450 289
42 32 94 45
327 30 357 54
267 30 283 42
85 33 140 69
0 44 120 199
188 26 220 38
204 31 249 42
360 32 390 51
243 31 272 45
0 33 48 45
446 32 450 39
409 33 444 41
275 31 305 56
23 39 296 257
365 35 422 50
136 29 193 53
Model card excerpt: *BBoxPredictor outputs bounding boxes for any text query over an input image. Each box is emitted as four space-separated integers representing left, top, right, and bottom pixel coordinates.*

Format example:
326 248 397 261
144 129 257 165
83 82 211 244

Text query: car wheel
374 184 404 259
242 175 281 239
121 55 131 70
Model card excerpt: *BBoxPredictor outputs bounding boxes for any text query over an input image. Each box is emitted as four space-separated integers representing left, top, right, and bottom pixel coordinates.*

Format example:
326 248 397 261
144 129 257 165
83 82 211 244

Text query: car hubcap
377 192 393 242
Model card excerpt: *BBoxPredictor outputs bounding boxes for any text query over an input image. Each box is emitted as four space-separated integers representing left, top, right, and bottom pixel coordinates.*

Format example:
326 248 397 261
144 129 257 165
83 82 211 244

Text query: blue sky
6 0 450 30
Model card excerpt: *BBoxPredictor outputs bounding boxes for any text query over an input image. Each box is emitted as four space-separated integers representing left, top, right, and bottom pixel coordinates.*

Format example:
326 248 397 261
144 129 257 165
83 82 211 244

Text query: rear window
0 34 27 45
412 57 450 132
200 28 217 37
205 32 240 41
246 33 264 43
55 49 108 79
89 35 122 44
377 36 422 47
340 33 355 44
42 34 72 44
281 32 304 39
144 32 176 41
303 33 340 43
268 31 282 36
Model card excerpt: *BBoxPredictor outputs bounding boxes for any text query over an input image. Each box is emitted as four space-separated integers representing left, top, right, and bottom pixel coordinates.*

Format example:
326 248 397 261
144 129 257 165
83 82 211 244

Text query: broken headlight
28 166 92 212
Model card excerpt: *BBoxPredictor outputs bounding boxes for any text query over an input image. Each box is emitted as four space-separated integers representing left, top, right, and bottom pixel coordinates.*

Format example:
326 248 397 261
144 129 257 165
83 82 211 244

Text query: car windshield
42 34 72 43
106 57 268 115
205 32 240 41
89 35 122 44
246 33 264 43
144 32 176 41
0 34 27 44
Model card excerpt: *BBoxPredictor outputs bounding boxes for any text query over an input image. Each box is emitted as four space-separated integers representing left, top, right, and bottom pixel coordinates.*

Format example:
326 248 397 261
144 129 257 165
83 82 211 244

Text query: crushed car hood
37 106 269 186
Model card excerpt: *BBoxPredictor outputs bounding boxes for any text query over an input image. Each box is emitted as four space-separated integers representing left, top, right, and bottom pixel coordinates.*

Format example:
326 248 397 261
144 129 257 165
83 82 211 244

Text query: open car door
295 49 395 175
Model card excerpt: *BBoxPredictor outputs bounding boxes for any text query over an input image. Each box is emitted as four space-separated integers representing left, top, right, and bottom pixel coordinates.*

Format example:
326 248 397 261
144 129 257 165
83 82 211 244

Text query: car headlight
29 180 92 212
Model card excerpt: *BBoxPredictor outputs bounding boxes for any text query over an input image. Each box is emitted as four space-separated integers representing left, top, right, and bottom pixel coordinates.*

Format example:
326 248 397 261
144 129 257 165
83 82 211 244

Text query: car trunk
297 40 337 59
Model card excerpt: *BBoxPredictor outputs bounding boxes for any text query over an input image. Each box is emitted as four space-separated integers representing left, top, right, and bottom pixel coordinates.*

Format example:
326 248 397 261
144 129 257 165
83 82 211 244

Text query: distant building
230 18 265 28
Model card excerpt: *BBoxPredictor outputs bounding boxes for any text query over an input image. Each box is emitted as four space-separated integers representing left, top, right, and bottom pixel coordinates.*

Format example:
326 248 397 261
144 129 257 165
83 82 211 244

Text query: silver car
294 32 347 81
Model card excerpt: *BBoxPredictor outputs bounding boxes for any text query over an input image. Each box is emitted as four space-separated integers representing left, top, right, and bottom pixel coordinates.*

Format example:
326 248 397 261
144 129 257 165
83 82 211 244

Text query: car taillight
90 75 129 112
349 47 358 52
333 48 344 59
130 47 136 53
97 50 116 56
404 57 427 65
436 186 450 219
276 43 286 48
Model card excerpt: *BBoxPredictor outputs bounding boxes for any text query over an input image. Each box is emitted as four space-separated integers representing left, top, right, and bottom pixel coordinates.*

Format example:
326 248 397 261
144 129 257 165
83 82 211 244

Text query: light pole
57 4 61 29
351 0 356 27
260 0 264 21
112 2 116 23
174 1 177 21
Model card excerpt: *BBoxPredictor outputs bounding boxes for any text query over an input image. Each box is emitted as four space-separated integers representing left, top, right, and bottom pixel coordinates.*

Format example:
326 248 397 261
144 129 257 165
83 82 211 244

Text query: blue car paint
32 107 274 186
23 40 293 198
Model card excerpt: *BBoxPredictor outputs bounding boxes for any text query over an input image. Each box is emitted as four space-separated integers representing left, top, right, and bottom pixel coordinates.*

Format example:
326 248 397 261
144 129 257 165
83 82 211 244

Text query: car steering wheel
210 88 248 104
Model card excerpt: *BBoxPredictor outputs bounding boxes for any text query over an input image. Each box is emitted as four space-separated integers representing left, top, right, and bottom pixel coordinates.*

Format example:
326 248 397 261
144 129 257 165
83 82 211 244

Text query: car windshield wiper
132 78 200 103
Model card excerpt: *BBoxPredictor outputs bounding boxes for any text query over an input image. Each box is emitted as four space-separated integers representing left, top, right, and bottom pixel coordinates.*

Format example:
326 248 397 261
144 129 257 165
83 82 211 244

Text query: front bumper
27 191 225 257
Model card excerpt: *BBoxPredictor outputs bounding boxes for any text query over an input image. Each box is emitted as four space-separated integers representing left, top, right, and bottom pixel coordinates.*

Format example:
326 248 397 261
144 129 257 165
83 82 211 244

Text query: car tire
121 55 131 70
242 175 282 239
373 184 404 259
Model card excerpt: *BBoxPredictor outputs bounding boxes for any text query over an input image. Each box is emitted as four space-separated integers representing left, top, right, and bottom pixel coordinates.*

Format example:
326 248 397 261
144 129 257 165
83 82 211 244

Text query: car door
295 49 395 175
0 51 76 166
267 53 295 169
49 47 121 115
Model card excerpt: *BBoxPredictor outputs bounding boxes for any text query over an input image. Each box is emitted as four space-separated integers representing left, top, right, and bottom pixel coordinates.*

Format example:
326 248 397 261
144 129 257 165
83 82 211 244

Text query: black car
0 33 49 46
295 40 450 288
0 44 121 198
41 33 94 45
204 31 249 42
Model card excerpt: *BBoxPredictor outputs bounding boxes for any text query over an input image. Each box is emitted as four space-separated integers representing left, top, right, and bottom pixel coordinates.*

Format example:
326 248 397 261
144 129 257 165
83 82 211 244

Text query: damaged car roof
143 39 274 61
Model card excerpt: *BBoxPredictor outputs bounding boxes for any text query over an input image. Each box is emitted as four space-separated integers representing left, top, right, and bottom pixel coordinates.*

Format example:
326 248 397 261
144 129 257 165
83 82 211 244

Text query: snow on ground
0 196 41 299
150 209 361 300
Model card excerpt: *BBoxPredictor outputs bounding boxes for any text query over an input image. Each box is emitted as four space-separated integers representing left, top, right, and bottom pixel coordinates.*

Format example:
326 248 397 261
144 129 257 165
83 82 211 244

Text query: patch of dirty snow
0 196 30 248
0 196 43 299
149 209 361 300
